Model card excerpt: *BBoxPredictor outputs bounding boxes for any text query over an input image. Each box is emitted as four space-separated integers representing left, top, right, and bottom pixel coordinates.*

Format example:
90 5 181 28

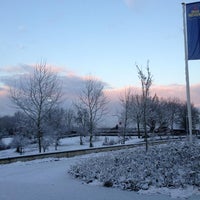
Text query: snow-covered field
0 136 142 158
1 137 200 199
0 151 200 200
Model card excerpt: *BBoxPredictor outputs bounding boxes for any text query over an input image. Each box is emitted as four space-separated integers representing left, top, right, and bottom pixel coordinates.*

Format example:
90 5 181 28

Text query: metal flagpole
182 3 193 143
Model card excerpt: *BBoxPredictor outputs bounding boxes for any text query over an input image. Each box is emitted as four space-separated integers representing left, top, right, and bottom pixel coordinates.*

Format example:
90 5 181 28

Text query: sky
0 0 200 116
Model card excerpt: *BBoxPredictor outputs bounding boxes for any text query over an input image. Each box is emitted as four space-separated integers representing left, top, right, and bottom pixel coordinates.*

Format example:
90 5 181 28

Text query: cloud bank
105 83 200 108
0 64 200 117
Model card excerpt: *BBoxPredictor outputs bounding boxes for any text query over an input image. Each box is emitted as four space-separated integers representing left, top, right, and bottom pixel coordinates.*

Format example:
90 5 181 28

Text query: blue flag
186 2 200 60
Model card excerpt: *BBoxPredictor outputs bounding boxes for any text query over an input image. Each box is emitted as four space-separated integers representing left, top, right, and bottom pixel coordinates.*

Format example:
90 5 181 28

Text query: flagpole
182 2 193 143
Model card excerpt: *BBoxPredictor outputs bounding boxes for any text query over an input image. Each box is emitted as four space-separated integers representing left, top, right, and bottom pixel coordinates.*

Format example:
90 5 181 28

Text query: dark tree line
119 93 200 137
2 91 198 153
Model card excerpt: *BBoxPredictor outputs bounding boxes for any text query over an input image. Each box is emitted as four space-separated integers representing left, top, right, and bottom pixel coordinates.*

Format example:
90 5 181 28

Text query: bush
102 137 118 146
42 137 53 152
103 180 113 187
11 135 29 154
0 140 6 150
69 141 200 191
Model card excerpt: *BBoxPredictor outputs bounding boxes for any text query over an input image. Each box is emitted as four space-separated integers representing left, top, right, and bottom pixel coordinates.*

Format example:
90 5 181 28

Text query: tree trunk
89 135 93 147
38 130 42 153
143 102 148 152
137 117 141 138
55 139 59 151
122 126 126 144
80 135 83 145
38 135 42 153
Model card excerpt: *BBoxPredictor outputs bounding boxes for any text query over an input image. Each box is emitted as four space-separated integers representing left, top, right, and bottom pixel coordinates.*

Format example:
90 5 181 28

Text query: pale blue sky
0 0 199 89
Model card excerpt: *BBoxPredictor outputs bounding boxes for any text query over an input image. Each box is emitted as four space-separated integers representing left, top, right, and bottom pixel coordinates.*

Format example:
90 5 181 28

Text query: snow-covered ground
0 153 200 200
69 141 200 199
0 136 142 158
1 137 200 199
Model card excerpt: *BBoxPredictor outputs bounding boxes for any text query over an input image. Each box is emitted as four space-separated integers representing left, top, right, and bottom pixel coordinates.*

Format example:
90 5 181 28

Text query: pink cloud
1 63 200 117
151 84 200 107
104 84 200 108
151 84 186 99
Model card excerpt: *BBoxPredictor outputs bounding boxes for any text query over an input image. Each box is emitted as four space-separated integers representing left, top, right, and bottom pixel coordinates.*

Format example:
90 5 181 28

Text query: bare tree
119 88 132 144
146 94 159 133
64 108 75 134
137 62 153 151
130 94 143 138
165 98 181 132
44 107 66 151
176 102 200 133
74 105 89 145
10 62 62 153
77 76 108 147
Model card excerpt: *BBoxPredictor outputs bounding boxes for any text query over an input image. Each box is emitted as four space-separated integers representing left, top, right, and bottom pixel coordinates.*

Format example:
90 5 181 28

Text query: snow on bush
69 141 200 191
102 136 119 146
0 140 6 150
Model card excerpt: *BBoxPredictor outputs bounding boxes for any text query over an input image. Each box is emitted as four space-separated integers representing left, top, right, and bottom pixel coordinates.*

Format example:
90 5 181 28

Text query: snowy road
0 155 199 200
